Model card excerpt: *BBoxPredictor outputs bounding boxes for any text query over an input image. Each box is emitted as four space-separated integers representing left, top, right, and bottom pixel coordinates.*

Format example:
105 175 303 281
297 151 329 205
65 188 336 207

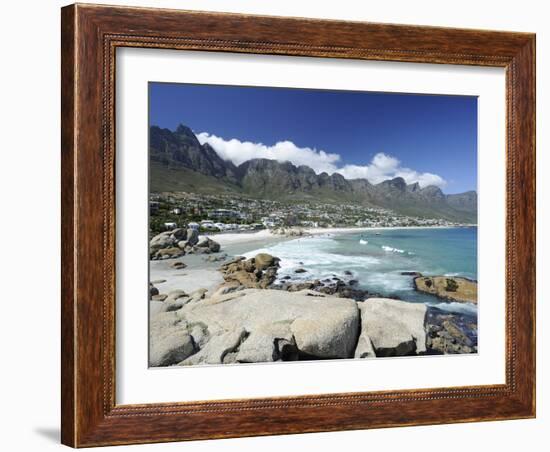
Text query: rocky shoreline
149 230 478 366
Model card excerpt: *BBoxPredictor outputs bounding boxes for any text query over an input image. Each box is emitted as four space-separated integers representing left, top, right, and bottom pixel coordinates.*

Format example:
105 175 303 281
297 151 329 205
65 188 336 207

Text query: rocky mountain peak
420 185 445 199
175 123 195 136
378 177 407 191
149 124 477 222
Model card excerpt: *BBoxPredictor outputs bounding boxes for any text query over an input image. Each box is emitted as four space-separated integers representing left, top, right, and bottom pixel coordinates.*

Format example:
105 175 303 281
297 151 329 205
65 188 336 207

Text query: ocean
240 227 478 315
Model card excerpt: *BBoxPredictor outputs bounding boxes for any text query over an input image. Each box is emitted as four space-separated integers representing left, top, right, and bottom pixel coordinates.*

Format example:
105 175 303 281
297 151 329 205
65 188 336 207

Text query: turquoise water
244 227 477 315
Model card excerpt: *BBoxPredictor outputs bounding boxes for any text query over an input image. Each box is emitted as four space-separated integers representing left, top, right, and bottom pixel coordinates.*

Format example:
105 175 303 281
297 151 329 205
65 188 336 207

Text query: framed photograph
61 3 536 447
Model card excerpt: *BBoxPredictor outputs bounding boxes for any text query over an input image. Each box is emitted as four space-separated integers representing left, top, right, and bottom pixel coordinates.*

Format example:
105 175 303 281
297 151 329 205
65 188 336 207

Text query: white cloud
396 170 446 188
196 132 446 188
196 132 340 174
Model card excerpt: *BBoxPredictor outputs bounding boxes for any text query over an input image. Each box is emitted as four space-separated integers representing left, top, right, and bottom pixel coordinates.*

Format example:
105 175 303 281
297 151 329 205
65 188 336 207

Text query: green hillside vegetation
150 162 242 195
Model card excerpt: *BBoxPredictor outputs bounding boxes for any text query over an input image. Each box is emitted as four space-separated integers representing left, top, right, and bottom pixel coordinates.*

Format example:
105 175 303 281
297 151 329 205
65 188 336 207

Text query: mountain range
150 124 477 223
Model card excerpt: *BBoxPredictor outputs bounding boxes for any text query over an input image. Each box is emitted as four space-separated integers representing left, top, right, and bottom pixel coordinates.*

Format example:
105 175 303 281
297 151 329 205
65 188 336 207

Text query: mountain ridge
150 124 477 223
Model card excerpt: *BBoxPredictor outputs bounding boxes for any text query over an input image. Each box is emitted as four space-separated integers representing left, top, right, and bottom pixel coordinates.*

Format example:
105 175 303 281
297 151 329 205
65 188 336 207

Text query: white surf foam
243 236 380 282
427 301 478 316
382 245 406 253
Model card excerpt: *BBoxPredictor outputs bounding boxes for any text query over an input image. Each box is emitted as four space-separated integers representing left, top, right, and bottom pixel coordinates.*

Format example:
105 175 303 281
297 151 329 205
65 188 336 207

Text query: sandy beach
206 228 275 245
205 225 464 246
150 255 224 295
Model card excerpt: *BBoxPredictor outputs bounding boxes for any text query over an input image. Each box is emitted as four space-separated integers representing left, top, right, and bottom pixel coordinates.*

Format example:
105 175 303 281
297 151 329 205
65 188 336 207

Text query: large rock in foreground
357 298 427 357
149 288 360 366
414 276 477 304
149 311 196 366
149 290 476 367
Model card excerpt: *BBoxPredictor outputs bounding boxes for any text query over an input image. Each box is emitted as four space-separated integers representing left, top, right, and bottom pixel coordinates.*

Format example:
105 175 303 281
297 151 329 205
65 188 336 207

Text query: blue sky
149 82 477 194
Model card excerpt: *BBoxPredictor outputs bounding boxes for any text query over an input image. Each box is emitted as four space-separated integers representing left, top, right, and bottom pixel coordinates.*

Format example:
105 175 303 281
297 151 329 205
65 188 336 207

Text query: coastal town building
149 191 460 235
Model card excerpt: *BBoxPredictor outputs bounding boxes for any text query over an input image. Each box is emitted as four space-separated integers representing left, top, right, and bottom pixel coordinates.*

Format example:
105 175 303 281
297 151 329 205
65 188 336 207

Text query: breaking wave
382 245 405 253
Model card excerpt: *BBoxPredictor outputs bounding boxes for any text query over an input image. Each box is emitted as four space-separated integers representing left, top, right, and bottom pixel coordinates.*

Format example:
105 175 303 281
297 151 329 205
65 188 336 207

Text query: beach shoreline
208 224 476 246
150 224 478 316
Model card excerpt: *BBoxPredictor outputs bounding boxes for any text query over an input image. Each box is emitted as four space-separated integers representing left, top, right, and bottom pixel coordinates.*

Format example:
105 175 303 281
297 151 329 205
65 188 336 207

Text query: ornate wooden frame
61 3 536 447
